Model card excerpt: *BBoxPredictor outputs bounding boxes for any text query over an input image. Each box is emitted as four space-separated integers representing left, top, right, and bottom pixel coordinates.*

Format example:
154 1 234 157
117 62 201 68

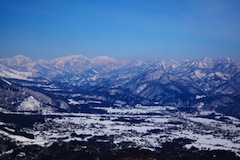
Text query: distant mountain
0 64 33 80
0 55 239 118
0 55 32 71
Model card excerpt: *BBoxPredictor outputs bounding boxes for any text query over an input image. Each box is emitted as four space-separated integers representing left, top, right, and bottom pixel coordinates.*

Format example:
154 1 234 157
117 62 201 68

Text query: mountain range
0 55 240 118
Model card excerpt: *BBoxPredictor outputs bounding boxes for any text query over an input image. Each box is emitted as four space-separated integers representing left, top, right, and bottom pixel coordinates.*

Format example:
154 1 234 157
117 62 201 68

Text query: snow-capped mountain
0 55 239 118
1 55 240 159
0 55 32 68
50 55 90 73
0 64 33 80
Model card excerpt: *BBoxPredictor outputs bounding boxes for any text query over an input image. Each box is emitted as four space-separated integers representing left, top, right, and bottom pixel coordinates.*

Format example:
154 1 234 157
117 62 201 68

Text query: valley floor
0 106 240 159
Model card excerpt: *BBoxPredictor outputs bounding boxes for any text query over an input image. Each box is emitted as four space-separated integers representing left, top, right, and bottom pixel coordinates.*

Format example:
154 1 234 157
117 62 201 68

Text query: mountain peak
13 54 31 60
50 54 89 64
218 57 232 63
196 57 214 68
132 60 148 67
0 55 32 67
49 55 90 72
13 55 32 63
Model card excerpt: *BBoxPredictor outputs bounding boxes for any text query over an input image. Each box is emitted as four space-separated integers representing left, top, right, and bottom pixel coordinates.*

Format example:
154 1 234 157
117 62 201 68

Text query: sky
0 0 240 60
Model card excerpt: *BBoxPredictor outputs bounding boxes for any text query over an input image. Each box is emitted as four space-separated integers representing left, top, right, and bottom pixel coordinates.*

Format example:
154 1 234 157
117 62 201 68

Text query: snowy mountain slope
0 55 32 71
0 78 70 113
1 55 240 159
0 55 239 117
0 64 33 80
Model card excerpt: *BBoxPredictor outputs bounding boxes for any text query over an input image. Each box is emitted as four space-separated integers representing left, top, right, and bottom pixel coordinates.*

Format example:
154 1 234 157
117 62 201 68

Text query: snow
89 100 101 104
196 95 206 99
68 99 101 105
12 55 32 64
4 127 15 132
59 101 69 110
194 70 206 78
2 79 11 85
43 88 63 91
0 64 32 80
90 75 98 81
17 96 41 111
51 55 89 68
100 106 174 115
133 60 146 67
135 83 147 94
0 149 14 156
0 130 33 143
1 106 239 156
196 102 204 109
215 71 228 80
197 57 214 68
189 117 220 124
183 131 240 156
68 99 81 105
145 117 169 123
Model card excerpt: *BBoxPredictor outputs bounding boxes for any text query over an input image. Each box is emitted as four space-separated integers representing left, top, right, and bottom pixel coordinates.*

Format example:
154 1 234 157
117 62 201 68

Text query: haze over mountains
0 55 239 118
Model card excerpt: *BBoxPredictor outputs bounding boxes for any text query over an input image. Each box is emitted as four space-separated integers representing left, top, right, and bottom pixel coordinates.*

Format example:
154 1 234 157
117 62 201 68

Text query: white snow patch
0 149 14 156
189 117 220 124
196 95 206 99
135 83 147 94
4 127 15 132
183 131 240 156
17 96 41 111
68 99 80 105
194 70 206 78
196 102 204 109
215 71 228 80
2 79 11 85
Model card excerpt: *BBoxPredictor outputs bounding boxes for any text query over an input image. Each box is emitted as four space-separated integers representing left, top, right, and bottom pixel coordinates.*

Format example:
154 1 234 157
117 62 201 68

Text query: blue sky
0 0 240 60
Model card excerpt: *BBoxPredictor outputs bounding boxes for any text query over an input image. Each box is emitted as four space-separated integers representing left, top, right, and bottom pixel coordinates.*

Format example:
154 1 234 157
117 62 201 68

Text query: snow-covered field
1 106 240 156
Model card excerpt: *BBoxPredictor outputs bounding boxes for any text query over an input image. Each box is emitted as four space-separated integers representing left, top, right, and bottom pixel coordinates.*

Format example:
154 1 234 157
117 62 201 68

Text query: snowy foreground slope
0 55 240 159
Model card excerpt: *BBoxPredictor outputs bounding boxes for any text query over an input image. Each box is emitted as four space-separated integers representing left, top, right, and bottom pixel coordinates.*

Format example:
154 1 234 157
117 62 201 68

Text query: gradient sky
0 0 240 60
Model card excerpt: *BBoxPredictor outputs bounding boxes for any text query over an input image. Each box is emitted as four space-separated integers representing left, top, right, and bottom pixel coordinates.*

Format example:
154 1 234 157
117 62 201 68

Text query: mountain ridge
0 55 239 118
